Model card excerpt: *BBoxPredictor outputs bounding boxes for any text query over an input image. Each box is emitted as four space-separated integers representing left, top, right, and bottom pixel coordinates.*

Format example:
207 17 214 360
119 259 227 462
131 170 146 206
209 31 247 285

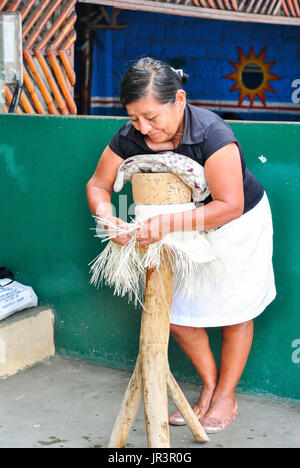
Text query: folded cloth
113 152 210 204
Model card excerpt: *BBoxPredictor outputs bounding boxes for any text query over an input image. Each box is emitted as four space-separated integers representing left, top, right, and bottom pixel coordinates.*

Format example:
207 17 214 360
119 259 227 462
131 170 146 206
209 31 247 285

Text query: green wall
0 113 299 403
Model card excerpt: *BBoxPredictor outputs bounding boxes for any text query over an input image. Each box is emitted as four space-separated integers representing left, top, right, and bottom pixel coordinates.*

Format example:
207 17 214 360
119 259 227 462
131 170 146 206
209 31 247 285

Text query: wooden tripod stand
107 173 209 448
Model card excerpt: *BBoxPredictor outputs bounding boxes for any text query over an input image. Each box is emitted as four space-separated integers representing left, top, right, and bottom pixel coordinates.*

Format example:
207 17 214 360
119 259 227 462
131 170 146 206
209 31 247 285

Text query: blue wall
88 9 300 121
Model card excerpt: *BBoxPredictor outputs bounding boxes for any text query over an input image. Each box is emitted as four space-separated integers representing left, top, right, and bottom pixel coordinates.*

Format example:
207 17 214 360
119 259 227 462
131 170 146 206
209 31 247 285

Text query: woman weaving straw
86 57 276 433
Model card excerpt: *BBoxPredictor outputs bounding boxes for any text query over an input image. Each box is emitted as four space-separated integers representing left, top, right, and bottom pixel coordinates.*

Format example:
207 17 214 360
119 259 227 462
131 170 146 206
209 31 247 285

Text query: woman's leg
170 324 218 417
205 319 254 418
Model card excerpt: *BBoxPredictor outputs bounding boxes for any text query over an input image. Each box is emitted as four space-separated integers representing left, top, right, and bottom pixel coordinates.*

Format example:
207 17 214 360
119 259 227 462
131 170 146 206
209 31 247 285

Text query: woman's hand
135 214 172 246
101 216 134 246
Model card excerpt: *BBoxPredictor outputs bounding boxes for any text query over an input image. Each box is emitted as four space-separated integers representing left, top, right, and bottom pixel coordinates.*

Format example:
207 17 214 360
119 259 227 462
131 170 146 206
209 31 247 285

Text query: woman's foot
169 386 215 426
200 395 239 433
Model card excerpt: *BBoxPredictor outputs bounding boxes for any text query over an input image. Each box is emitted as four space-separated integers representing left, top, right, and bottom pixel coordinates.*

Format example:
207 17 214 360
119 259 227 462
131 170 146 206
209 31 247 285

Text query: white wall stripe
90 97 300 114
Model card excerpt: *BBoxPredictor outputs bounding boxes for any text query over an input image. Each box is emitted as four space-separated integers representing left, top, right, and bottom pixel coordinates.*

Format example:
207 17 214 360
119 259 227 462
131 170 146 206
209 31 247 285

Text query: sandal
200 405 239 433
169 407 203 426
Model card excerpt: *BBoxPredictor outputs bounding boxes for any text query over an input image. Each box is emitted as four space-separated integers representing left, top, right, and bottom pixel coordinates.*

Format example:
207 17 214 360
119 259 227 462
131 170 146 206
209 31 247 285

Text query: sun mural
224 46 281 107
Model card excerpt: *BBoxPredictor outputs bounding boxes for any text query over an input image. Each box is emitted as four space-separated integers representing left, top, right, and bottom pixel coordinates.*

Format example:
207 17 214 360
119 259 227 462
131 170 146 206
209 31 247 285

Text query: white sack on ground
0 279 38 321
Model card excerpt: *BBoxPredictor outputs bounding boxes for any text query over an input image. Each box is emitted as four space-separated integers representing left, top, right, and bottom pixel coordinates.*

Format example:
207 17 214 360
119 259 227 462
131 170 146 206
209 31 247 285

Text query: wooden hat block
107 173 209 448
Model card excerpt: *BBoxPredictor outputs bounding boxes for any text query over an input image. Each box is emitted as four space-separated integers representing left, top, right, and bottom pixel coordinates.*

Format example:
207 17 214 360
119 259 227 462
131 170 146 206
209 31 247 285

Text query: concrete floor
0 356 299 449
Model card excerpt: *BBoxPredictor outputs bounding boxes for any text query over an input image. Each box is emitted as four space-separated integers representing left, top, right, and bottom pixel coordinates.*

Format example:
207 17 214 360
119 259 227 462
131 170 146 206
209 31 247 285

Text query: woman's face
126 90 186 144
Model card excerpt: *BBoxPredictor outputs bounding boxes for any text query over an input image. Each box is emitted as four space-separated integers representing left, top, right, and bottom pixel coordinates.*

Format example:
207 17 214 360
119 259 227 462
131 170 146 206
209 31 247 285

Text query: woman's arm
136 143 244 244
86 146 132 245
197 141 244 229
86 145 123 217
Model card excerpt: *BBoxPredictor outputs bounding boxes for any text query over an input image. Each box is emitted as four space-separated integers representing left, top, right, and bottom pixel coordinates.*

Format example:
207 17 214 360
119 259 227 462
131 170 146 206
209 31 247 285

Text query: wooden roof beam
78 0 300 25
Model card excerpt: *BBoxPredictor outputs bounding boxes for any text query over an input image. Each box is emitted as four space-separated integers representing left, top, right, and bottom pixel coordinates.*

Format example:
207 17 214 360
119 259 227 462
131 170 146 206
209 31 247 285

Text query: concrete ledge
0 306 55 378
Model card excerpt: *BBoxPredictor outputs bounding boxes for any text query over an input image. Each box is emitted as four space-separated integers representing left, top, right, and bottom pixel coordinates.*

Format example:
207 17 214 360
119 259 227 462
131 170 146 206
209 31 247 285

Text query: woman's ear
175 89 186 111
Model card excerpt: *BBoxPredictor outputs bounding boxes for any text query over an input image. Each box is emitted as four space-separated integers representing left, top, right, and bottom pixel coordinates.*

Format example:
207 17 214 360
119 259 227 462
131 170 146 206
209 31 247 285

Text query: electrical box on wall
0 11 23 113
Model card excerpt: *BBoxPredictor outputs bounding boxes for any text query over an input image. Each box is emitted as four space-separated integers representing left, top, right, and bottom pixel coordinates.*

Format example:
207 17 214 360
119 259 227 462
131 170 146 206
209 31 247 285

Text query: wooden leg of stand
167 368 210 442
107 357 143 448
141 353 170 447
139 265 172 448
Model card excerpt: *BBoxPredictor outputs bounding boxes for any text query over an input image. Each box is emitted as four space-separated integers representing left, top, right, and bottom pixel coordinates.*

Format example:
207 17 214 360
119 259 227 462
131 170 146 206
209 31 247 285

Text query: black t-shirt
109 103 264 214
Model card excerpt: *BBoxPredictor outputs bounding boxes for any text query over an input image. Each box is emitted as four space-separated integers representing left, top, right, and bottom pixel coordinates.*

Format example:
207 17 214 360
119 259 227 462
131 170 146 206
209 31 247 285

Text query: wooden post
107 173 209 448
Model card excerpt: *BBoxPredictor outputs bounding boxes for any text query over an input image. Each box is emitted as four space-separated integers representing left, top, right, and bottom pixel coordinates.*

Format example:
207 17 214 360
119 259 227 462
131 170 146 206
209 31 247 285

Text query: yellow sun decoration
224 46 281 107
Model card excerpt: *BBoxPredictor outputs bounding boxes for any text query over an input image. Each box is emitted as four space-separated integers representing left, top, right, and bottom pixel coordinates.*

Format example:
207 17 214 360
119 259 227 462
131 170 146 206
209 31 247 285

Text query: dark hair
120 57 189 108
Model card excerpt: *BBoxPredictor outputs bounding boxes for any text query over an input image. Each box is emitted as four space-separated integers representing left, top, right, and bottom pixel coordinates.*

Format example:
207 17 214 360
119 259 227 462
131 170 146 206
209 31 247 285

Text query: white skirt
170 192 276 327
